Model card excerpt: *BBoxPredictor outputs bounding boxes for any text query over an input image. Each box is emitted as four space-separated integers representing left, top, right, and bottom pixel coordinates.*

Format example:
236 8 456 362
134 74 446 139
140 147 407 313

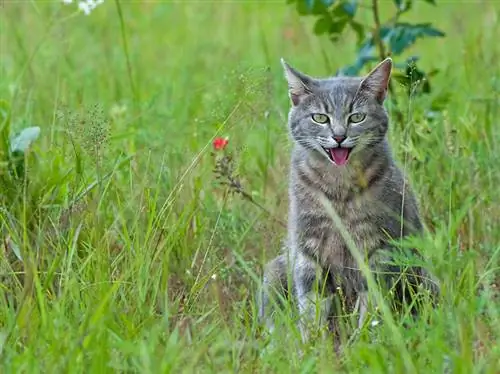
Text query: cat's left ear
280 58 314 106
359 58 392 103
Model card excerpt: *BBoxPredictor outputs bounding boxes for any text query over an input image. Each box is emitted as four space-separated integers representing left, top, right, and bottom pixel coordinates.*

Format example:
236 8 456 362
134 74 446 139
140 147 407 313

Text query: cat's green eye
311 113 329 124
349 113 366 124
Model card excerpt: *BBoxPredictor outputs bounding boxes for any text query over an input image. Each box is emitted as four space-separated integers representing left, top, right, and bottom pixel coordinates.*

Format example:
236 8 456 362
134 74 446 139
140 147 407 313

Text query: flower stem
223 174 286 228
371 0 403 123
114 3 139 103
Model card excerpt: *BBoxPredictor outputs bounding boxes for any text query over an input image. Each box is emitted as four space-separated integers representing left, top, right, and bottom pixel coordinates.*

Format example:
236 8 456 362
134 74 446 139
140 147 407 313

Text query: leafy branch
287 0 447 121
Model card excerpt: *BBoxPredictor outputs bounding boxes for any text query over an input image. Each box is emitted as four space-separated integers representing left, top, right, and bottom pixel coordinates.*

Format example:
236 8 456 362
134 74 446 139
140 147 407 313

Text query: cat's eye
349 112 366 124
311 113 329 124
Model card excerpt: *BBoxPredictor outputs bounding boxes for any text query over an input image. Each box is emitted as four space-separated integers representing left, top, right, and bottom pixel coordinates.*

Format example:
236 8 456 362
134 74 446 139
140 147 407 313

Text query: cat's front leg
357 291 369 328
368 247 440 314
259 254 291 333
294 253 333 344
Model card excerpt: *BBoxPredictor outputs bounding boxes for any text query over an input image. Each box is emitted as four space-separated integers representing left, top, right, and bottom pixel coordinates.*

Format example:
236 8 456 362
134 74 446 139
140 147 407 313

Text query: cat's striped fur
259 58 439 343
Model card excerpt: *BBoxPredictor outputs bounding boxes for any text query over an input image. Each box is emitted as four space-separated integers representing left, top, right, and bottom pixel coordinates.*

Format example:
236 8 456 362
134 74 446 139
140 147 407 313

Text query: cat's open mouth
323 147 352 166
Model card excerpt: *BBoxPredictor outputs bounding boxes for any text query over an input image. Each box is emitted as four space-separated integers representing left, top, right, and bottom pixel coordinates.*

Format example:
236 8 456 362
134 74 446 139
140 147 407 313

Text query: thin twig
371 0 387 61
371 0 403 123
213 153 287 228
223 175 287 229
114 0 140 122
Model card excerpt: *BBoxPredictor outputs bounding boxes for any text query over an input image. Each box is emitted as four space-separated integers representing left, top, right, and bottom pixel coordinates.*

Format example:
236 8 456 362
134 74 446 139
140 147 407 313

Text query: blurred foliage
0 99 41 206
287 0 449 115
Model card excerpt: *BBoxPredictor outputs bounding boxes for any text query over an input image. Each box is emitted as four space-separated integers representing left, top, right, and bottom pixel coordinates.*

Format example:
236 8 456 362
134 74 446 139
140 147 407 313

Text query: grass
1 1 500 372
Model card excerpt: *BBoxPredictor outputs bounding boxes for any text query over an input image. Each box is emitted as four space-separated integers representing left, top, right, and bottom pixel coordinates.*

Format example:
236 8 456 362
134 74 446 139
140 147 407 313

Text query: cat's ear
359 58 392 103
281 58 313 106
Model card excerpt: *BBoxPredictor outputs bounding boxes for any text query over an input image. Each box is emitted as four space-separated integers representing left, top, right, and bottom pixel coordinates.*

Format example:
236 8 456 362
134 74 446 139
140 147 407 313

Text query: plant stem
114 0 140 123
225 177 287 229
371 0 404 123
371 0 386 61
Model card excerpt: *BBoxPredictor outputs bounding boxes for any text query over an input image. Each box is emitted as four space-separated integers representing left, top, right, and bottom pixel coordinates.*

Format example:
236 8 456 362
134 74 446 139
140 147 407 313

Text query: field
1 1 500 372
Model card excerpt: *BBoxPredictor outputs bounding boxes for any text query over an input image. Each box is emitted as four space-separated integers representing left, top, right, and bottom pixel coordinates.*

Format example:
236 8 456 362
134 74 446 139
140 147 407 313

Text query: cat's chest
294 178 385 248
305 186 380 228
296 169 379 215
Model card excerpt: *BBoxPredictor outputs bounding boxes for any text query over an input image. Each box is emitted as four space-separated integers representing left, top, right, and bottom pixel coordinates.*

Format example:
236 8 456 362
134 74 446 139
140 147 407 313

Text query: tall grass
0 1 499 372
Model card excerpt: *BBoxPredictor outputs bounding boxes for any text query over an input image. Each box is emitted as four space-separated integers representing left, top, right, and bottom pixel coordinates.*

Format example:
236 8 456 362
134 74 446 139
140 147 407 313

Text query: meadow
0 1 499 372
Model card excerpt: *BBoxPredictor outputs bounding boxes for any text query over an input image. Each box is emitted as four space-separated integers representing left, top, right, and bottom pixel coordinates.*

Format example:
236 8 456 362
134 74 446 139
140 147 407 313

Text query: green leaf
394 61 439 97
328 18 348 40
393 0 413 11
430 91 451 111
379 26 394 42
426 68 440 79
303 0 335 7
328 0 356 19
320 0 354 41
387 23 445 55
393 72 410 86
340 0 358 17
337 35 377 75
349 20 365 46
393 0 404 8
338 55 378 76
6 238 23 262
314 15 332 35
394 55 419 69
359 26 392 50
10 126 41 153
357 37 376 59
420 0 436 4
294 0 333 15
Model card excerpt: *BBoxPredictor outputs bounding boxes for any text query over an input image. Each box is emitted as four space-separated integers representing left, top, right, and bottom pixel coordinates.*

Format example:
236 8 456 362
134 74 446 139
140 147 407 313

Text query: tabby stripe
296 168 337 201
299 212 331 225
346 214 379 229
366 167 387 189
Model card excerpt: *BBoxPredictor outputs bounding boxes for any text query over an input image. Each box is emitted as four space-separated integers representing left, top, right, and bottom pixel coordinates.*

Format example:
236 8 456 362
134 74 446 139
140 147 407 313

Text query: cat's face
282 58 392 166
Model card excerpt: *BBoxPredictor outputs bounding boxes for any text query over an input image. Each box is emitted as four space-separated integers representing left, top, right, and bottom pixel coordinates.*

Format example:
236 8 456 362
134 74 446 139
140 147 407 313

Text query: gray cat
259 58 439 343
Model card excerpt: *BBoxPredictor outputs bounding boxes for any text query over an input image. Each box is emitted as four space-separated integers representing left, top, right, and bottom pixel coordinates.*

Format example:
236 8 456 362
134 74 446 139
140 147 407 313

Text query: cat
259 58 439 343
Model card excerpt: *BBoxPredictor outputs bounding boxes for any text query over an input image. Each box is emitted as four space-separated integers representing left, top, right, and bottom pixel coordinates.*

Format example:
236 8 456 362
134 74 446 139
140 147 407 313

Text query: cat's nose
333 136 346 144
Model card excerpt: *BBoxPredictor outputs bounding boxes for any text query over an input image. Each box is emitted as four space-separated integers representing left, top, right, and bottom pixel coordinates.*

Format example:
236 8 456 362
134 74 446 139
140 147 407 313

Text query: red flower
213 137 229 151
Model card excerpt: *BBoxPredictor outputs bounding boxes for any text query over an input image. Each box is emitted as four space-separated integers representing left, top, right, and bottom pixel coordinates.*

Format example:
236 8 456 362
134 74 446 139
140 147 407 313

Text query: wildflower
63 0 104 15
78 1 94 15
213 137 229 151
371 319 380 327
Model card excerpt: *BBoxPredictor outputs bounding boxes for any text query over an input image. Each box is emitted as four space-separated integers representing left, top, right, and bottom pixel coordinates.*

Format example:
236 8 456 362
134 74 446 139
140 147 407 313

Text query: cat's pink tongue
330 148 349 166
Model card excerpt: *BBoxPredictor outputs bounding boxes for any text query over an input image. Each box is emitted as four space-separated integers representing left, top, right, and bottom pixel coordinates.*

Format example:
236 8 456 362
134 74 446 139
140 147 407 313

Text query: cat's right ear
359 57 393 103
281 58 313 106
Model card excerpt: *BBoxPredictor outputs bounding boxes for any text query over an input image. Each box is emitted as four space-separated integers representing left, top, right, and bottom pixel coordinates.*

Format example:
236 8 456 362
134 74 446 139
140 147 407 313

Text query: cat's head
281 58 392 166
